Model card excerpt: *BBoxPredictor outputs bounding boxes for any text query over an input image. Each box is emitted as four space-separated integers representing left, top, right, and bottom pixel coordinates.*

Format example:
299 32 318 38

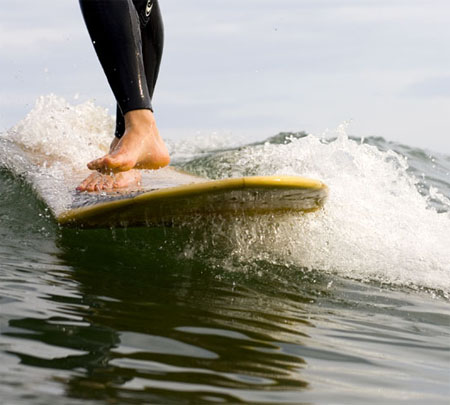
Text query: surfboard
57 167 328 228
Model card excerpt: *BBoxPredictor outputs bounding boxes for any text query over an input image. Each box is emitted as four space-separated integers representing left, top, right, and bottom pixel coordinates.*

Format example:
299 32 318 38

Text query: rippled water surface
1 98 449 404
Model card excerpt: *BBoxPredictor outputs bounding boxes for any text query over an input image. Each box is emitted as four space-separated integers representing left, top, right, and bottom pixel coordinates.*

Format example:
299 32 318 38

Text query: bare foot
76 170 142 192
87 109 170 173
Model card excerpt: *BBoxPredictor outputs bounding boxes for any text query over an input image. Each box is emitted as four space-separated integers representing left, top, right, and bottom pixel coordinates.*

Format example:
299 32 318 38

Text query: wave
1 95 449 294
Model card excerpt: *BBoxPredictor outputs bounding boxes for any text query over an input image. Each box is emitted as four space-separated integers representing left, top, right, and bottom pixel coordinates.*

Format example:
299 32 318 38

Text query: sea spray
178 126 450 292
1 95 449 293
8 94 113 172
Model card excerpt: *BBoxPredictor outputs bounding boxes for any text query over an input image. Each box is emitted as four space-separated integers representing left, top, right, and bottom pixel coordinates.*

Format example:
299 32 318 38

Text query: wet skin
77 109 170 192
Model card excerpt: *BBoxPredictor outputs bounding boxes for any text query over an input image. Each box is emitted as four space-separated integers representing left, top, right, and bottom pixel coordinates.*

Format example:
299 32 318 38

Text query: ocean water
0 96 449 404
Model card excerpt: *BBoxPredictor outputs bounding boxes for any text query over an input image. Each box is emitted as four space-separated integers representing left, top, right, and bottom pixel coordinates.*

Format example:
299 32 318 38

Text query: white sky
0 0 449 152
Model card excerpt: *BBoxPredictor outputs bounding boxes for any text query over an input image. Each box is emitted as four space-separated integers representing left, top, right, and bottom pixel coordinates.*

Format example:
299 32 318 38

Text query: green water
1 162 449 404
2 0 450 400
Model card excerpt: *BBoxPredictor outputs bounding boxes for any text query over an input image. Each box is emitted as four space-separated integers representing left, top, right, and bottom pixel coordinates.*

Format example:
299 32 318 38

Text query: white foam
167 132 245 165
2 96 449 293
8 94 112 172
1 95 113 214
174 124 450 293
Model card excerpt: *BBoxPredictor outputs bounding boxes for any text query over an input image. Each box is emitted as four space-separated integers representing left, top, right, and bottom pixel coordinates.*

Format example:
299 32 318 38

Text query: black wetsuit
78 0 163 138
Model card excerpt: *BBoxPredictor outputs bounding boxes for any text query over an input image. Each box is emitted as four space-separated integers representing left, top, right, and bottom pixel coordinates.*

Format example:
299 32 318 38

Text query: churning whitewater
1 95 449 294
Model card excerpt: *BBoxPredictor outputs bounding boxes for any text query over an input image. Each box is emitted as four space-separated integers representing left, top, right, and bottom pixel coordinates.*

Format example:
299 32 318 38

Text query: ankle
124 109 156 130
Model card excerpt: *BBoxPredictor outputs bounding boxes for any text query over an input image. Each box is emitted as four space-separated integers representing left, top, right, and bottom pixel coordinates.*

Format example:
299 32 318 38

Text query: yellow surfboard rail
58 175 328 228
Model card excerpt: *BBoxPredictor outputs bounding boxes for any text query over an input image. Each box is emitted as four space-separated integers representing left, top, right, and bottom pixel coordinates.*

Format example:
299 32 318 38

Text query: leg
141 0 164 106
79 0 153 113
89 0 168 171
77 0 169 191
114 0 164 140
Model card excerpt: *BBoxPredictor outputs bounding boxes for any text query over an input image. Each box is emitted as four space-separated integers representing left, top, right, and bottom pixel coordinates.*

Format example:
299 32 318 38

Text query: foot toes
86 181 97 192
102 176 114 190
76 169 142 192
87 157 106 170
77 173 96 191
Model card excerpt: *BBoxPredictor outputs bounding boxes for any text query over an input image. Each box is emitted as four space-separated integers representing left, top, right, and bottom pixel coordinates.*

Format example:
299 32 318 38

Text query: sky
0 0 449 152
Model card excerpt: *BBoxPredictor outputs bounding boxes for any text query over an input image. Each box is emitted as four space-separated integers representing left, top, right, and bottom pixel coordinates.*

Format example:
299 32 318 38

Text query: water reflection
4 222 326 403
3 174 448 404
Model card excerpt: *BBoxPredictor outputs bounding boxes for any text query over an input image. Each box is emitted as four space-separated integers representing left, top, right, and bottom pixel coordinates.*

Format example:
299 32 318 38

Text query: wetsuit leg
115 0 164 138
78 0 164 138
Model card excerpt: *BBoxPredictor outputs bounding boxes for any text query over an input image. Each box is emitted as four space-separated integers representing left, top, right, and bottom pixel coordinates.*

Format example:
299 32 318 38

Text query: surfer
77 0 170 192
